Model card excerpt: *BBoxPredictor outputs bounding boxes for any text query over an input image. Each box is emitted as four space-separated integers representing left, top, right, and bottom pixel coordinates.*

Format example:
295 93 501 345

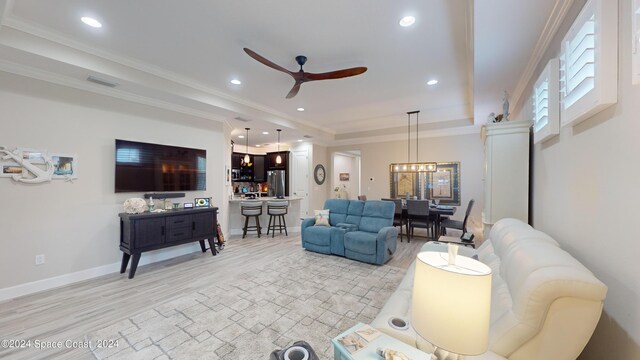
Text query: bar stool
266 200 288 238
241 200 263 238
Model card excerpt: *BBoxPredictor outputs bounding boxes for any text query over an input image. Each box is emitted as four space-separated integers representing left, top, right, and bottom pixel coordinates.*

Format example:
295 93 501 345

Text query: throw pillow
314 209 330 226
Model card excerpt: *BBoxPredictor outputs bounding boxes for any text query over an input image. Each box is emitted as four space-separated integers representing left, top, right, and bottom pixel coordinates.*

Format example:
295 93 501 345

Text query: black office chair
440 199 475 236
406 200 434 241
383 198 408 242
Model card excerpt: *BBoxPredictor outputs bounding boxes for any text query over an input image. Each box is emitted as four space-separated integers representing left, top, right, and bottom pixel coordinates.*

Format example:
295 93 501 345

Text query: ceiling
0 0 571 147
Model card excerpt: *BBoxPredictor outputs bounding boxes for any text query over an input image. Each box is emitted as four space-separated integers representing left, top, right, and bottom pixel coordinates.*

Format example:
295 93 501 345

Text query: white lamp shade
411 251 492 356
243 154 250 164
276 154 282 164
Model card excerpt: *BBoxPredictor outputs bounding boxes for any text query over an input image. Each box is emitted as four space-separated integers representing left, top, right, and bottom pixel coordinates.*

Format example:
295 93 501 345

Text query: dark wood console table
119 207 218 278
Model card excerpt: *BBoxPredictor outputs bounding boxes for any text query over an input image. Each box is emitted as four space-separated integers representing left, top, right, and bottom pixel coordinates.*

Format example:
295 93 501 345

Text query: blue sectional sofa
301 199 398 265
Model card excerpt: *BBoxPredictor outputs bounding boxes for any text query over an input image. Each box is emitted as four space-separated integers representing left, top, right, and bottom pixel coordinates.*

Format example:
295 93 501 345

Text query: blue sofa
301 199 398 265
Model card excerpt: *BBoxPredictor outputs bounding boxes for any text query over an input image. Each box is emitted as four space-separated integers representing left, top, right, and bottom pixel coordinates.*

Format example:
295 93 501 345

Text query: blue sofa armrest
376 226 399 264
301 217 315 230
301 217 315 242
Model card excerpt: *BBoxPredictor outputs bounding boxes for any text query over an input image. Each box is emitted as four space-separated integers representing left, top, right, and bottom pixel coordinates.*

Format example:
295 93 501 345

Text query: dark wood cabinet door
133 218 165 248
192 212 215 238
253 155 266 182
231 153 241 169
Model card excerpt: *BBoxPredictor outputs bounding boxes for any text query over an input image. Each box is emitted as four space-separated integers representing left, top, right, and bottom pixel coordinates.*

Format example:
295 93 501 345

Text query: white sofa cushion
490 241 607 357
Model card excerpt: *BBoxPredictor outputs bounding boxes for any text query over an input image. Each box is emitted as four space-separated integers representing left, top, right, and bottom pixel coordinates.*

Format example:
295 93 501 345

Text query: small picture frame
194 197 211 208
339 173 350 181
51 153 78 179
19 148 47 165
0 162 22 177
183 202 194 209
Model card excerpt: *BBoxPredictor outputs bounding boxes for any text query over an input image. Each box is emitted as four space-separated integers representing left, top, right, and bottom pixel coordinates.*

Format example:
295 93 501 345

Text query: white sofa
371 218 607 360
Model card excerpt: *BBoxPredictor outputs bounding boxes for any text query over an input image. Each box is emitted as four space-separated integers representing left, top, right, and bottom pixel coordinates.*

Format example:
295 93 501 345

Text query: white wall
329 133 484 229
310 144 330 212
512 0 640 357
0 72 226 295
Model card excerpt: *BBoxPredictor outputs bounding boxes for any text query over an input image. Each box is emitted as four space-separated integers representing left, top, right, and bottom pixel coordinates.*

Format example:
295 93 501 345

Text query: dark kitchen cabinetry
232 152 253 181
266 151 289 170
232 152 267 182
231 153 241 169
119 207 218 278
253 155 266 182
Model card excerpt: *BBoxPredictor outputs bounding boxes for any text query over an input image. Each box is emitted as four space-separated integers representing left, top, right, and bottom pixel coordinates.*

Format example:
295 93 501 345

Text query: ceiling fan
243 48 367 99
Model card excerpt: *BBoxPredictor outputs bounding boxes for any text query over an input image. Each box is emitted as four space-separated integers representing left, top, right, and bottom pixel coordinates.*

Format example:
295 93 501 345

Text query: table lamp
411 248 492 359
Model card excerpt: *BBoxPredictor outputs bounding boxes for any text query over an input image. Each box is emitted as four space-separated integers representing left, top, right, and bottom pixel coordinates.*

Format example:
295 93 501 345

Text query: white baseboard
229 226 301 236
0 244 202 302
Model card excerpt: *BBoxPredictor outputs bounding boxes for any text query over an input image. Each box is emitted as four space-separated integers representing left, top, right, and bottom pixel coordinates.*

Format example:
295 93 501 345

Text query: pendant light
407 110 420 162
275 129 282 164
243 128 251 164
405 110 436 171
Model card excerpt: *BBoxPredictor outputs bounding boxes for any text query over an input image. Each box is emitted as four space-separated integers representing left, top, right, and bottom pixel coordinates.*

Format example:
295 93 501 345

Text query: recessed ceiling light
238 135 245 138
297 139 303 142
81 17 102 28
399 16 415 27
297 107 305 112
230 79 242 85
262 131 269 135
427 79 439 86
256 144 261 147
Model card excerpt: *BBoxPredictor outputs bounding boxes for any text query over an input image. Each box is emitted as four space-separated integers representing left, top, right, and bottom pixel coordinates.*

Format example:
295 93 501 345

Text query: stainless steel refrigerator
267 170 286 198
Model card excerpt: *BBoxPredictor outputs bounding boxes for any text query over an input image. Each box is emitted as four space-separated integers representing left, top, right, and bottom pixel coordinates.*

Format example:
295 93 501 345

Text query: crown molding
0 59 229 123
330 125 481 147
335 118 473 141
511 0 577 111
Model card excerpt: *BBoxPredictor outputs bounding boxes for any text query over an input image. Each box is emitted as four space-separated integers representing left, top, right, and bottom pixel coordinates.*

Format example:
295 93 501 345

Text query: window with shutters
559 0 617 127
532 59 559 144
633 0 640 84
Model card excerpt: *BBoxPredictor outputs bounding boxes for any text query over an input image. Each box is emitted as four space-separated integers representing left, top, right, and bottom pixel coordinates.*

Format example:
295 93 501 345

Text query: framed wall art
426 162 460 206
0 162 23 177
51 154 78 179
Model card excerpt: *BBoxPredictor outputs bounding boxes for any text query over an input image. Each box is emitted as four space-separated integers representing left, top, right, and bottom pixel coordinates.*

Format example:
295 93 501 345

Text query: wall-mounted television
115 139 206 193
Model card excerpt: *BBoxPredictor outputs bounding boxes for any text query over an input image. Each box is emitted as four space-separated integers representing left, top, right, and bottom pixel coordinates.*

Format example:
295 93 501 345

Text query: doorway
331 151 361 200
292 148 310 218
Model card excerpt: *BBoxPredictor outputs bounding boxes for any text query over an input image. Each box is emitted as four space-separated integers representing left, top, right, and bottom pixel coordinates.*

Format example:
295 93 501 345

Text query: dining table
401 201 457 240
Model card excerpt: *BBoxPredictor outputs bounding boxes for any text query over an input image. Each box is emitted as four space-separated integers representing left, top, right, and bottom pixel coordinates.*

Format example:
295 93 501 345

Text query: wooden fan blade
286 83 302 99
305 67 368 81
243 48 293 76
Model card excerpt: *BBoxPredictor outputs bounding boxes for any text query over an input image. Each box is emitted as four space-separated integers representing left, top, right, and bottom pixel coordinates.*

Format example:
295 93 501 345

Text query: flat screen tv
115 139 206 193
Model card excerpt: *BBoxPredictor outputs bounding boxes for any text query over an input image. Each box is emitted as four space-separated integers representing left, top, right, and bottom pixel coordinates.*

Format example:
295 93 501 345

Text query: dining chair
383 198 408 242
440 199 475 236
406 199 434 241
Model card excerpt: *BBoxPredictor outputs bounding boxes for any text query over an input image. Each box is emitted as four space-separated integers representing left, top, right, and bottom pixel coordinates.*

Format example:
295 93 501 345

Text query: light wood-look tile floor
0 230 449 359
